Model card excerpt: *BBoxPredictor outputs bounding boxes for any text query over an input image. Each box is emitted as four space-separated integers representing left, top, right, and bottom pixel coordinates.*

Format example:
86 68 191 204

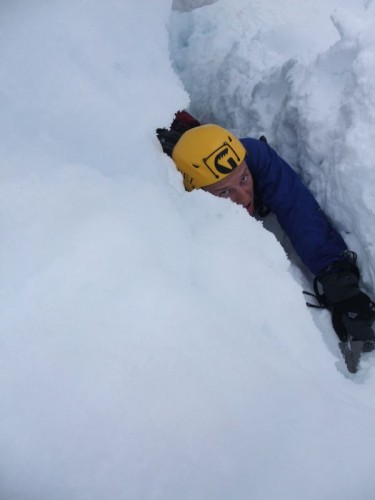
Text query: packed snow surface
1 0 375 499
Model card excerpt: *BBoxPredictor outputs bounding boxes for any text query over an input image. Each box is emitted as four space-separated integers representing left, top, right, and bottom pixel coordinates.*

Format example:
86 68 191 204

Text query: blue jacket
241 138 348 275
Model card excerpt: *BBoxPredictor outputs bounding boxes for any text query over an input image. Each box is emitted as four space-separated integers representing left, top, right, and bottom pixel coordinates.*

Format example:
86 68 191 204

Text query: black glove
317 256 375 342
330 293 375 342
157 111 201 157
156 128 181 157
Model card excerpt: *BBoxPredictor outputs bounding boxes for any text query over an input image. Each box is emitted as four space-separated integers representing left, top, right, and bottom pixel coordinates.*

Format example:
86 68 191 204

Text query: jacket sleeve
241 137 348 275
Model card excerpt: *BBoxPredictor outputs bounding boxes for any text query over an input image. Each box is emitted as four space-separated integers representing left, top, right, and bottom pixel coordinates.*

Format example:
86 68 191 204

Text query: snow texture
1 0 375 499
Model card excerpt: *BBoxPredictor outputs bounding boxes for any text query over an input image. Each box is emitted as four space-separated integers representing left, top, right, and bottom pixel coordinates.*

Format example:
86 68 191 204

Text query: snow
1 0 375 499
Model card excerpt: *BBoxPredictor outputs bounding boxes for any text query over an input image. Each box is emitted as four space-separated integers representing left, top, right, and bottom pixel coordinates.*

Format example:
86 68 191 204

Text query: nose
231 186 250 207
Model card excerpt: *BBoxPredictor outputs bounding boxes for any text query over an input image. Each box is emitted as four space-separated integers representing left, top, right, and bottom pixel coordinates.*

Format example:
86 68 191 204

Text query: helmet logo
214 147 238 174
204 141 241 179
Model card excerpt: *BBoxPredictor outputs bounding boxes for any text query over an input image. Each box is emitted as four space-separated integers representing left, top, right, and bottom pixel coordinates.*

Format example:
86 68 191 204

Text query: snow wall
1 1 375 499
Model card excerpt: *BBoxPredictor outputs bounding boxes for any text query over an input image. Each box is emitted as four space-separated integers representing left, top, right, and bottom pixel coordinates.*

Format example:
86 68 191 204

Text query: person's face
203 161 254 215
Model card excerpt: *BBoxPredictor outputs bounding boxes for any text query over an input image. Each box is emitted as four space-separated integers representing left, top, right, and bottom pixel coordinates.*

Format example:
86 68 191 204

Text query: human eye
218 189 230 198
240 174 248 184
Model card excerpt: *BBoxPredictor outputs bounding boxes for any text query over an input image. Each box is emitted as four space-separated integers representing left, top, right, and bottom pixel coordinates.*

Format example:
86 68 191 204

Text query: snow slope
1 1 375 499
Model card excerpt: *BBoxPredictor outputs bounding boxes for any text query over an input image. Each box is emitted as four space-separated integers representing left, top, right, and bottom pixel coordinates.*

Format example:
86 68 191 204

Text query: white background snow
1 0 375 499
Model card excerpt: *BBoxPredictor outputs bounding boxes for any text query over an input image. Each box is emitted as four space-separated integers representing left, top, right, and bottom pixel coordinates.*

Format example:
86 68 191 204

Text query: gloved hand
329 292 375 343
156 111 201 158
317 256 375 343
156 128 181 157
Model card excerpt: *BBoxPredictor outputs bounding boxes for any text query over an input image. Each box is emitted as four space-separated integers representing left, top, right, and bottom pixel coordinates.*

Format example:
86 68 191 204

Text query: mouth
245 201 254 215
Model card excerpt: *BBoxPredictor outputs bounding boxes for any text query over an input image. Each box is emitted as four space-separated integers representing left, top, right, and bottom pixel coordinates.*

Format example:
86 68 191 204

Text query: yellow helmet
172 124 246 191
